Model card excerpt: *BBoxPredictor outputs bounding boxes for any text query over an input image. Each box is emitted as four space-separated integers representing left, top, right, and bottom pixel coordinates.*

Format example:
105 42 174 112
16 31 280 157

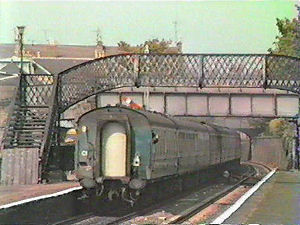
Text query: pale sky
0 1 297 53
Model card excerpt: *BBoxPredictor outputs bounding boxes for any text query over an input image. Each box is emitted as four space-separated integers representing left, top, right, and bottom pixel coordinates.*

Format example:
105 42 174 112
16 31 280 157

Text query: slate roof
0 75 19 86
0 43 181 59
0 63 21 75
33 58 88 74
0 43 181 74
0 44 127 59
0 44 16 58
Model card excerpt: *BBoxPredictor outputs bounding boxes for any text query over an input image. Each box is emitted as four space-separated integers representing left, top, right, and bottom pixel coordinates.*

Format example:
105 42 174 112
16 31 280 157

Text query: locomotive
74 106 241 204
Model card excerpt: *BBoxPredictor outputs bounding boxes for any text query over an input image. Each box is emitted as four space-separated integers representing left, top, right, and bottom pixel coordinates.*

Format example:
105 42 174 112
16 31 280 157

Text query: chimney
95 45 105 58
176 41 182 53
144 44 149 54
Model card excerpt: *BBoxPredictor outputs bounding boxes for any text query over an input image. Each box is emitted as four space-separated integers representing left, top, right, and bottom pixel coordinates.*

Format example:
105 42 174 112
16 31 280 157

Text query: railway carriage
74 106 241 204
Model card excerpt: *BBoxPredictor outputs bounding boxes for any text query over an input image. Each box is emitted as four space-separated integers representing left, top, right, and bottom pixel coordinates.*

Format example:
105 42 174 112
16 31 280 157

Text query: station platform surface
224 170 300 224
0 182 80 207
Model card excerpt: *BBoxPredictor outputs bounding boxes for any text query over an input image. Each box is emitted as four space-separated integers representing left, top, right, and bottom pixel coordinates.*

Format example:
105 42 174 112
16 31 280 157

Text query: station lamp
17 26 25 74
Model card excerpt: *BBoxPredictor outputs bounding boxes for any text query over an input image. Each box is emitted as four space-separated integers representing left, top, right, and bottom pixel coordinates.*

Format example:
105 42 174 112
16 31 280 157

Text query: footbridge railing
58 54 300 113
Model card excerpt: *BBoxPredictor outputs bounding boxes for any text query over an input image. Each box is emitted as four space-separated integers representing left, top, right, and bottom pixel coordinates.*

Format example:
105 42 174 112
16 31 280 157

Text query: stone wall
252 136 292 170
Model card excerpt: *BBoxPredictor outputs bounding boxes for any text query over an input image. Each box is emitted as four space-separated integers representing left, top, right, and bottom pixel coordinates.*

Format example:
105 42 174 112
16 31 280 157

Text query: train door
101 122 127 177
209 131 222 165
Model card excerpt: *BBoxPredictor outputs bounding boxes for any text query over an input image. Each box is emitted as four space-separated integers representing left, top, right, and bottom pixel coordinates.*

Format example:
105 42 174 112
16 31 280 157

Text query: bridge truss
1 54 300 184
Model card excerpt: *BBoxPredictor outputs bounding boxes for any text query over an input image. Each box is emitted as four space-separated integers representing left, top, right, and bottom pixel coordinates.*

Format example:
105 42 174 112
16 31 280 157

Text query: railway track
164 173 254 224
55 211 141 225
165 163 275 224
54 164 257 225
243 161 273 173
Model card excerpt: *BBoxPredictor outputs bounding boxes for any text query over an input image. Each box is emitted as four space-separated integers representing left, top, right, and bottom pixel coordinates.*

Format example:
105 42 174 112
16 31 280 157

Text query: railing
20 74 54 106
58 54 300 112
39 74 59 179
0 75 21 150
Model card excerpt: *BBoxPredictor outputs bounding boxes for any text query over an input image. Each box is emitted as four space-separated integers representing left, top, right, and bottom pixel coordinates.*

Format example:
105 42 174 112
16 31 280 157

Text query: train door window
101 122 127 177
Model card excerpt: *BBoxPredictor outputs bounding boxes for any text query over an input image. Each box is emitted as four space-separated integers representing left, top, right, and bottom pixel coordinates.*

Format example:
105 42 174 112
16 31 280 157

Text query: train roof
78 105 238 134
135 108 208 132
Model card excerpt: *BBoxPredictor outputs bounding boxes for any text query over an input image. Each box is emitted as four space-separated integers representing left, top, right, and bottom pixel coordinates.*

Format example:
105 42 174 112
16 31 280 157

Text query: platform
0 182 81 208
224 170 300 224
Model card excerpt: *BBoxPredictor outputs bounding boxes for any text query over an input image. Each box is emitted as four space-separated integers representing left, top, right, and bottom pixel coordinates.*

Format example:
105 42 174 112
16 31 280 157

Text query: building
0 41 182 75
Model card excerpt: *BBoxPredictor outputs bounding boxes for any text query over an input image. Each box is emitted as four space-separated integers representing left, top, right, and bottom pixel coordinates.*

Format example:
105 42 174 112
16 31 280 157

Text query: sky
0 1 298 53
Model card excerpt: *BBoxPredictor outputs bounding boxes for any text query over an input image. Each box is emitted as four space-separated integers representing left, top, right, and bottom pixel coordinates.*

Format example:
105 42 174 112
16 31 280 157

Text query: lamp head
17 26 25 35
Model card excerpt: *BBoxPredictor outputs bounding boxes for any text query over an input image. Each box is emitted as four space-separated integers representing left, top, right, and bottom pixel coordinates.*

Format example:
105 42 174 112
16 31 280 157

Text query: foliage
268 18 299 57
267 118 294 153
143 39 172 53
117 41 132 52
268 119 293 136
117 39 173 54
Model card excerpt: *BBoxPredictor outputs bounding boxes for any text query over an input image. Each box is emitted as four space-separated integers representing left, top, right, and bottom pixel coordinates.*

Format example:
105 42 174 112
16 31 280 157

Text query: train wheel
96 184 104 197
121 187 135 207
108 190 119 201
129 190 140 201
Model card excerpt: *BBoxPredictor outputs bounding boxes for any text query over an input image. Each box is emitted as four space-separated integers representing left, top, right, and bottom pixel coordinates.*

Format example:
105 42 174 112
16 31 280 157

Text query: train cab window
152 131 159 144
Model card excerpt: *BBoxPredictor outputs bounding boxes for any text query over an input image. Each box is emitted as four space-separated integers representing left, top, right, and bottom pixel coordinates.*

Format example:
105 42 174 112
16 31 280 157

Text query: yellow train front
74 106 241 204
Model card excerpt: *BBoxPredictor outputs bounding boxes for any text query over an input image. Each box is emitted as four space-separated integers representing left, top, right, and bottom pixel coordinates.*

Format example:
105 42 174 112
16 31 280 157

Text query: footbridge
1 54 300 184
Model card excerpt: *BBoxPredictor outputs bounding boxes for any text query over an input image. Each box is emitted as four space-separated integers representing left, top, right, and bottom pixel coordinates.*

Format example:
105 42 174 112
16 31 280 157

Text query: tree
117 39 173 54
268 18 298 57
117 41 132 52
268 3 300 58
142 39 172 53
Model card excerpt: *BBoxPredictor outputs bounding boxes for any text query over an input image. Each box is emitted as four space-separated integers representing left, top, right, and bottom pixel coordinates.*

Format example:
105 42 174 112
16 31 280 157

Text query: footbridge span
1 54 300 184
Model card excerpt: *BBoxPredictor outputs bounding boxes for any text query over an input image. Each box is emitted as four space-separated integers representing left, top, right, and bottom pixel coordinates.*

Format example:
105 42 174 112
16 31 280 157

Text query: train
74 105 242 205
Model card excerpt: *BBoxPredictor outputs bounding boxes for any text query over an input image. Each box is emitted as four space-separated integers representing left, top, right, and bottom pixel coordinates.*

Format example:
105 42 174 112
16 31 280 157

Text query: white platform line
211 169 277 224
0 186 83 210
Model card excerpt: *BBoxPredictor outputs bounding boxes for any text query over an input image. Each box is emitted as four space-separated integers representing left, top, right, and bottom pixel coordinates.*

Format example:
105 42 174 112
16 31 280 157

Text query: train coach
74 106 241 204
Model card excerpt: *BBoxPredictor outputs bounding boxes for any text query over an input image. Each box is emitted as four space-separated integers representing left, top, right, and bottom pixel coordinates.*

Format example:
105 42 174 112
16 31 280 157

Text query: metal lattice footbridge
1 53 300 183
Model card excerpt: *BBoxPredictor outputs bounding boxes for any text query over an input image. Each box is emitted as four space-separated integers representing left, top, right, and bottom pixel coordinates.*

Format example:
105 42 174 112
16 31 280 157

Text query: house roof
33 58 89 74
0 63 21 75
0 44 16 58
0 75 19 86
0 43 181 59
0 44 128 59
0 43 181 74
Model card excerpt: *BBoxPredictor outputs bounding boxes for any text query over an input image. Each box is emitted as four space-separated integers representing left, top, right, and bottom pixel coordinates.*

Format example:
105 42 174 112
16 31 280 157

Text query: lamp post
17 26 25 74
144 44 149 110
16 26 26 106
